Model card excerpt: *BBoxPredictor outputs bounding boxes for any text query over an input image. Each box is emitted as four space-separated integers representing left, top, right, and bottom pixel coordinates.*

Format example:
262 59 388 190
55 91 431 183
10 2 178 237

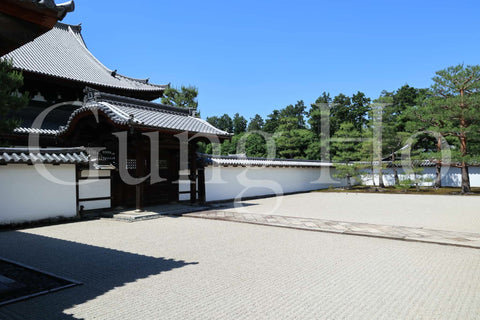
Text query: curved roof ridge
58 103 131 135
195 117 232 134
116 74 166 89
97 102 132 121
65 24 116 77
57 97 231 138
92 90 192 115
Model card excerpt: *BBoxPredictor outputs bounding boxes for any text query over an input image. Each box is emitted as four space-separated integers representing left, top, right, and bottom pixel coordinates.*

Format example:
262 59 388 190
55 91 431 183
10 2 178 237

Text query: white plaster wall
78 179 110 199
79 199 111 211
0 164 77 224
78 170 111 210
80 169 110 178
468 167 480 187
178 169 190 201
360 166 480 187
205 166 345 202
361 167 436 187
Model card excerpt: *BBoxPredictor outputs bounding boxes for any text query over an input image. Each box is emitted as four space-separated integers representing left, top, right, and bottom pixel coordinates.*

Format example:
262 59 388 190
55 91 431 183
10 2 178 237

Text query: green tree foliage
329 92 370 136
270 100 311 158
279 100 307 130
247 114 264 131
333 164 358 189
379 85 428 185
263 100 306 134
219 134 240 155
218 114 234 133
308 92 331 136
206 114 233 133
161 85 198 110
414 64 480 193
331 122 363 162
330 93 351 135
275 129 315 159
330 122 364 188
0 58 29 142
205 115 220 129
201 64 480 182
244 133 268 157
232 113 247 135
217 132 270 158
350 91 371 131
263 110 281 133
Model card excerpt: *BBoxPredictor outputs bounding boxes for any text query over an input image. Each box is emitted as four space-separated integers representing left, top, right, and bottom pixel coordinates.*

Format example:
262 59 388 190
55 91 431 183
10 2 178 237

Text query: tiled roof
202 154 334 168
58 91 231 137
382 160 480 168
202 156 480 168
2 22 167 94
0 147 89 164
13 127 60 135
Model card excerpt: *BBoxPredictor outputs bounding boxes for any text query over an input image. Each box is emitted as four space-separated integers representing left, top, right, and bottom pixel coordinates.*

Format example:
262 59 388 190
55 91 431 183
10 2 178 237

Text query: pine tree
0 58 28 144
416 64 480 193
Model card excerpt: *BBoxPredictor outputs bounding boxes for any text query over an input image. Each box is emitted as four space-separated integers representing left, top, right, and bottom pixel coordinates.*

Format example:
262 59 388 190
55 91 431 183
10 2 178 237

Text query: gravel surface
224 192 480 233
0 216 478 319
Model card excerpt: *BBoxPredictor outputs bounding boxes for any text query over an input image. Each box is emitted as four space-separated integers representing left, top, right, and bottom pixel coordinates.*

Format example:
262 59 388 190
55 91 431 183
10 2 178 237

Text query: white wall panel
78 179 110 199
79 199 111 211
0 164 76 224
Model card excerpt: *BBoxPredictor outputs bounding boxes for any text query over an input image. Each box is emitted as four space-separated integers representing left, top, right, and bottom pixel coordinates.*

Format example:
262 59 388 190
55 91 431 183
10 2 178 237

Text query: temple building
1 22 230 214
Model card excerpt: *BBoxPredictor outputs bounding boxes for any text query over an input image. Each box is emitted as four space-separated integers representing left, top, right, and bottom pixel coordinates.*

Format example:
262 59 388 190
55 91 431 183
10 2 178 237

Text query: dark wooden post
135 132 145 211
189 144 197 204
75 166 80 216
198 167 205 204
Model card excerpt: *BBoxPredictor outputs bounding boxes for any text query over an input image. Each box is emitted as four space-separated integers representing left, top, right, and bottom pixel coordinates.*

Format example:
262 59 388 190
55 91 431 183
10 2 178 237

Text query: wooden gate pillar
189 144 197 203
135 132 145 211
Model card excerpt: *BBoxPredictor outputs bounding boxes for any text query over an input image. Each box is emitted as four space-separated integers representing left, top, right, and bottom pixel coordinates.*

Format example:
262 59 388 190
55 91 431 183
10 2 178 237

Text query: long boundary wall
204 166 345 202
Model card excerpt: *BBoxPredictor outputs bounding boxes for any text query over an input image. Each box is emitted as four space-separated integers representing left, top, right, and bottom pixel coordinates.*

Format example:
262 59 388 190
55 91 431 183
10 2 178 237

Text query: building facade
1 22 230 214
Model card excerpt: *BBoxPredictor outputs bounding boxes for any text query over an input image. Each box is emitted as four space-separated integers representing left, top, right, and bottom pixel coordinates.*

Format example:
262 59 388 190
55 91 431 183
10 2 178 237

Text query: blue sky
63 0 480 121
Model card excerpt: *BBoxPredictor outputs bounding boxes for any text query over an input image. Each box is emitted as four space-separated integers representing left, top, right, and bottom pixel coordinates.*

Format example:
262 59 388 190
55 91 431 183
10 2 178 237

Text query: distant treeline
200 64 480 192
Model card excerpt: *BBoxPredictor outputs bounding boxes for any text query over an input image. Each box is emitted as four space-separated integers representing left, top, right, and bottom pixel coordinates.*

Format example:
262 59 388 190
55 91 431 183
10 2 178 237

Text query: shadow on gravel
0 231 198 319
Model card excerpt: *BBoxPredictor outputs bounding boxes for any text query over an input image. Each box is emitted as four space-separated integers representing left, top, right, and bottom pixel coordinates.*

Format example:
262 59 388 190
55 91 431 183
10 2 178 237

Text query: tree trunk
370 163 376 188
434 163 441 188
461 161 470 193
434 137 442 188
459 132 470 193
392 153 399 186
413 168 420 191
378 167 385 188
346 175 352 189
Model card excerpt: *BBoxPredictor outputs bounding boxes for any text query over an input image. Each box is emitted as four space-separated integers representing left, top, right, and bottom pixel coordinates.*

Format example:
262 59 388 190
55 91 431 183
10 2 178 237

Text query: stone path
106 204 209 222
182 210 480 248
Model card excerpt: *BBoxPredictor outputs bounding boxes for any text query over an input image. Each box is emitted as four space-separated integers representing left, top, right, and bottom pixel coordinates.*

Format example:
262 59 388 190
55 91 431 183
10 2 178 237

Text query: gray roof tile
201 154 334 168
13 127 60 135
0 147 89 164
2 22 167 93
58 91 231 137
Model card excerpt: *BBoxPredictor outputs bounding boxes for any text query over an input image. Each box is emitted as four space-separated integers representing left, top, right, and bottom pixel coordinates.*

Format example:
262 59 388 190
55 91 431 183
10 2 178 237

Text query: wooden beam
0 2 57 29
